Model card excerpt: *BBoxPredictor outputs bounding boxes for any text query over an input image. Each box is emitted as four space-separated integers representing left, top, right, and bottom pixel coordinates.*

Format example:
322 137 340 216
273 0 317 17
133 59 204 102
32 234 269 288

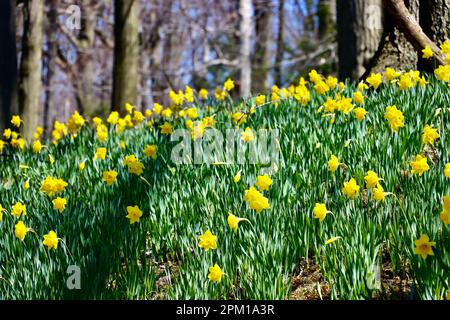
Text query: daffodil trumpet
227 213 250 233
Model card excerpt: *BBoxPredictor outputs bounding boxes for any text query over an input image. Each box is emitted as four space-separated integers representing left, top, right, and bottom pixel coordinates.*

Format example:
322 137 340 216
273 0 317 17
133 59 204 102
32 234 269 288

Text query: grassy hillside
0 70 449 299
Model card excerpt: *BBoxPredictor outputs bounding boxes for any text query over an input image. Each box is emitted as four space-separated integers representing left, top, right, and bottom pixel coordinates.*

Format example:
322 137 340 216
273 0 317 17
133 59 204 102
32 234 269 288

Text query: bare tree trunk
274 0 285 85
161 1 173 78
193 4 209 89
44 0 58 134
252 0 271 93
167 27 184 90
239 0 252 98
420 0 450 45
369 0 420 74
418 0 450 71
380 0 444 64
304 0 316 36
151 38 164 100
141 7 161 110
18 0 44 140
76 0 99 117
0 0 18 131
151 0 172 101
336 0 384 81
318 0 335 40
112 0 139 114
338 0 446 79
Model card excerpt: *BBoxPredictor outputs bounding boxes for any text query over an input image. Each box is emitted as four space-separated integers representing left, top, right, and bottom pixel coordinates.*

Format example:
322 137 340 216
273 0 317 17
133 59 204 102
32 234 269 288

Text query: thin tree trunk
112 0 139 114
44 0 58 134
76 0 98 117
252 0 271 93
168 28 184 90
161 1 173 78
193 5 209 89
274 0 285 85
318 0 335 40
304 0 315 35
151 39 163 100
18 0 44 140
239 0 252 98
141 9 160 110
336 0 384 81
152 0 171 101
0 0 18 131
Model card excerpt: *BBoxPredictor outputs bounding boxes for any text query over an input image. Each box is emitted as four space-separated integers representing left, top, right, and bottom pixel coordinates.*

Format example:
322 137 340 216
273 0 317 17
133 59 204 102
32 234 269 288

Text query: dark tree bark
274 0 285 85
161 0 173 82
162 1 185 91
338 0 449 79
141 6 161 110
76 0 99 117
43 0 58 134
418 0 450 71
252 0 271 93
369 0 420 75
18 0 44 140
112 0 139 114
420 0 450 46
318 0 335 40
304 0 316 35
336 0 384 81
0 0 18 131
151 0 172 100
381 0 445 64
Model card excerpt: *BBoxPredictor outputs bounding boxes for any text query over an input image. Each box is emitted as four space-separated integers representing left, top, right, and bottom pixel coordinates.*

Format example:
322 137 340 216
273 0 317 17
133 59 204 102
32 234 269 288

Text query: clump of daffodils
385 105 404 133
410 155 430 176
208 264 223 283
103 170 118 186
123 155 144 176
52 197 67 213
43 231 59 250
422 124 440 146
40 177 69 197
328 154 341 173
342 178 360 199
67 111 86 135
255 174 272 191
244 186 270 213
11 202 27 217
198 230 217 251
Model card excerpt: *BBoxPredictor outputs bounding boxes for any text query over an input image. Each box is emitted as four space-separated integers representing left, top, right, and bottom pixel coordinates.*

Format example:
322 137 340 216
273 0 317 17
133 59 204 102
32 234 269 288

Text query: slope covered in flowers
1 66 450 299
